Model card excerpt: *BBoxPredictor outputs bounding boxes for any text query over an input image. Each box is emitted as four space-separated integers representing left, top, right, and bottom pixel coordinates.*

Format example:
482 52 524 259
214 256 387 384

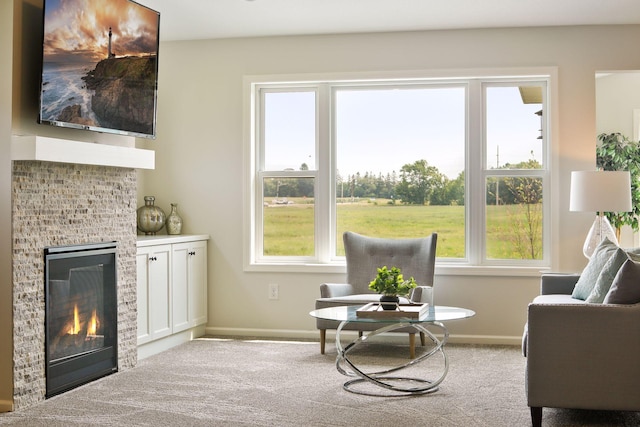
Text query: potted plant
597 132 640 239
369 266 417 310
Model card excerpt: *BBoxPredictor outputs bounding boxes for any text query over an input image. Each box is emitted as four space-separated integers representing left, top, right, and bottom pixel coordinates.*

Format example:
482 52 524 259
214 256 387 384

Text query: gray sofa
523 272 640 426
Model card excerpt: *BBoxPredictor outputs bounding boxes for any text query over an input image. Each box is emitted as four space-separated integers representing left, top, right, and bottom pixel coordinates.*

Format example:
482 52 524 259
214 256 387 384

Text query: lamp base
583 215 618 258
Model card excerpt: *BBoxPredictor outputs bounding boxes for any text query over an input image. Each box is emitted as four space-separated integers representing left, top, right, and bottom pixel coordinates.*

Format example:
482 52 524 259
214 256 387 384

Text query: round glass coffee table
309 305 475 396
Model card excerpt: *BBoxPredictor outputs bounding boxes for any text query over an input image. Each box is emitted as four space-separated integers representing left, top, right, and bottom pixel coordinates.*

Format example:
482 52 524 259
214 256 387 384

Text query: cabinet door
171 244 190 333
137 244 172 344
149 245 172 340
172 240 208 331
136 248 152 344
188 240 208 327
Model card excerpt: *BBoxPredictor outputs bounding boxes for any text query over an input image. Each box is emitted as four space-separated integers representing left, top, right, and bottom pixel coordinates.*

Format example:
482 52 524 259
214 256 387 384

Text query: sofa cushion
626 247 640 261
603 258 640 304
585 247 629 303
571 238 619 300
532 294 586 304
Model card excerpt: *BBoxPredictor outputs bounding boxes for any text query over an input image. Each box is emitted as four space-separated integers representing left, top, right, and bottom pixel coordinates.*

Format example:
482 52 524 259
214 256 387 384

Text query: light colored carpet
1 337 638 426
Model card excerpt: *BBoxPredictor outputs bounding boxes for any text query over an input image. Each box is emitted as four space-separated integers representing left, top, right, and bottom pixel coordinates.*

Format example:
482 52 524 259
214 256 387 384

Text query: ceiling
142 0 640 42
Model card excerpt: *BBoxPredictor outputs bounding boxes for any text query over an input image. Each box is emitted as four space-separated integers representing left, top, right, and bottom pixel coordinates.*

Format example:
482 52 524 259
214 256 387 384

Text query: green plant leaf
369 265 418 296
597 133 640 232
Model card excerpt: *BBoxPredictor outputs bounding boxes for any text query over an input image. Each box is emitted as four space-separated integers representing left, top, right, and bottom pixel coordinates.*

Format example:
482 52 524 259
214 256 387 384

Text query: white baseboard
137 325 207 361
204 326 522 347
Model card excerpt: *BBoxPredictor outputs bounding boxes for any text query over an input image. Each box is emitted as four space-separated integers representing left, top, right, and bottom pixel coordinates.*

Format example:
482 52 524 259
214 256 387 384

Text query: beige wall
596 72 640 139
138 25 640 345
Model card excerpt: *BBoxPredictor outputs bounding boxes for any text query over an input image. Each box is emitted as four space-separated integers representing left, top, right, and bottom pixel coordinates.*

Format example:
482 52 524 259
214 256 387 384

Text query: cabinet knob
189 251 196 256
149 256 157 261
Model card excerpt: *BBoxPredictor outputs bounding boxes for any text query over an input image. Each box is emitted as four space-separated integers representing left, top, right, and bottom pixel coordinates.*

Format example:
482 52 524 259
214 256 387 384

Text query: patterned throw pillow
603 259 640 304
585 247 629 303
571 238 620 300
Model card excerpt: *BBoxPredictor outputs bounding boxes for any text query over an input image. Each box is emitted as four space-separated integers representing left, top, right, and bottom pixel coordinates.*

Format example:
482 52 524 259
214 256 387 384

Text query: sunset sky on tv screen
43 0 159 64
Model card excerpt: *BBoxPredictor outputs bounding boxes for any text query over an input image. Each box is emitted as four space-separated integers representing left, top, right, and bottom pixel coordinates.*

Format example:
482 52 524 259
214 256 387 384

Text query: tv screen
39 0 160 139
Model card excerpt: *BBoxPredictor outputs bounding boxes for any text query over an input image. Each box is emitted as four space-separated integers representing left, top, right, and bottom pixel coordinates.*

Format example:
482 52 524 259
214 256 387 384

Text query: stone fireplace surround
11 160 138 409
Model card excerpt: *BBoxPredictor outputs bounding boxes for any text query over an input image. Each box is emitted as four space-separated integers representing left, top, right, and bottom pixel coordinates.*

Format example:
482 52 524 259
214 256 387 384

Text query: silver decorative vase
166 203 183 235
137 196 166 235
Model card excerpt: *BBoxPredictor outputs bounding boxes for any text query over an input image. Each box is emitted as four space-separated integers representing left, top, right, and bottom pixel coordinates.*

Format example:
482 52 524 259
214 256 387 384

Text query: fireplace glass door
45 242 118 397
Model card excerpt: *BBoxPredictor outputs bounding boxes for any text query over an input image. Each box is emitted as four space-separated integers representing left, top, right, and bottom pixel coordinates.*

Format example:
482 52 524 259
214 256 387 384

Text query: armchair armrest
526 302 640 411
320 283 355 298
540 273 580 295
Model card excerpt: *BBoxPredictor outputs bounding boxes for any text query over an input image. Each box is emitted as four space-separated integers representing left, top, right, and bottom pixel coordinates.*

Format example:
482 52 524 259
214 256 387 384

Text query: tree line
265 159 542 206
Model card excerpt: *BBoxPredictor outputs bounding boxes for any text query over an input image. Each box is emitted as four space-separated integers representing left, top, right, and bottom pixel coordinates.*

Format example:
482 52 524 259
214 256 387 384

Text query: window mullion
468 80 484 265
316 84 331 263
254 88 266 261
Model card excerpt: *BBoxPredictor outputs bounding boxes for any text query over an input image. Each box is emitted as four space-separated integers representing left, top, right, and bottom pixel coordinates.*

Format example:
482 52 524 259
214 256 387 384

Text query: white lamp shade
569 170 632 213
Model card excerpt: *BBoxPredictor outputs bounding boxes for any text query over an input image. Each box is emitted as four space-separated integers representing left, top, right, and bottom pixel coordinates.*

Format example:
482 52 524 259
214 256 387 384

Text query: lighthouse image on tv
39 0 160 139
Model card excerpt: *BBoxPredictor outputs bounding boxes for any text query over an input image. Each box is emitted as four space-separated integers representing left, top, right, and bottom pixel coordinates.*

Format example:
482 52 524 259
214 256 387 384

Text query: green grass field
263 199 542 259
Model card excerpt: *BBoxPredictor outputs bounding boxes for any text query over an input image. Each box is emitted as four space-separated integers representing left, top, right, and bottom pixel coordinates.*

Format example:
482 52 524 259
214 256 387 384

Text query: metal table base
335 320 449 396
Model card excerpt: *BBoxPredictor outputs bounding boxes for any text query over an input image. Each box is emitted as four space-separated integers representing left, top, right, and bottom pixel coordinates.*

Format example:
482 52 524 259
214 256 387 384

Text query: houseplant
596 132 640 238
369 266 417 309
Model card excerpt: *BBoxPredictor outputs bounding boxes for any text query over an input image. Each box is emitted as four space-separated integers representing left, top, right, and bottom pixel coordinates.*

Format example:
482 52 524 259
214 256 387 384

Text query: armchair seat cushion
316 294 411 306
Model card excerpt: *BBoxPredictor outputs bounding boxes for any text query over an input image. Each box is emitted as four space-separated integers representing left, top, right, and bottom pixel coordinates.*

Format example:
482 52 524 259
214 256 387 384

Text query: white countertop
136 234 210 247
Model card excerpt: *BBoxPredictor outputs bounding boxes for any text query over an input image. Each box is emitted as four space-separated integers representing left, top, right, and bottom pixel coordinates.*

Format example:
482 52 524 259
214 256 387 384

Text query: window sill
245 261 550 277
436 264 550 277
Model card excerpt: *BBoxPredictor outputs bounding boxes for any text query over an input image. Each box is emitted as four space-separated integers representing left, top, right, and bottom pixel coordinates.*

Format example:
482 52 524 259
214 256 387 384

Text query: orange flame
87 309 98 336
68 304 81 335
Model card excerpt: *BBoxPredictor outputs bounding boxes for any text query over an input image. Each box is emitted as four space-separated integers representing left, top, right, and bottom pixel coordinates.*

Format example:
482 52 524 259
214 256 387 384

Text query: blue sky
264 85 542 179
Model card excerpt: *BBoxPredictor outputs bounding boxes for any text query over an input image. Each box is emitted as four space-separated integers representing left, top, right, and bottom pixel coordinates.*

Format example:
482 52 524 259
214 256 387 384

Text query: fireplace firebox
44 242 118 397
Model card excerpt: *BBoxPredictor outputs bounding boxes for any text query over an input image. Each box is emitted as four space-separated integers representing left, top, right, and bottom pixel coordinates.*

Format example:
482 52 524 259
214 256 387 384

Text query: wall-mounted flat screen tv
39 0 160 139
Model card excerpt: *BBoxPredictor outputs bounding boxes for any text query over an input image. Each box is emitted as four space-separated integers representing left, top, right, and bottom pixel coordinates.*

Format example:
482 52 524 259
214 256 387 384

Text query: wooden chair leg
320 329 326 354
409 333 416 359
530 406 542 427
420 331 426 346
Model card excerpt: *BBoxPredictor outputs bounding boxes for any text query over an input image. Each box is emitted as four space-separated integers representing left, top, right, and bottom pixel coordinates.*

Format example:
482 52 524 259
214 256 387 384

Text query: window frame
244 69 556 275
474 80 550 267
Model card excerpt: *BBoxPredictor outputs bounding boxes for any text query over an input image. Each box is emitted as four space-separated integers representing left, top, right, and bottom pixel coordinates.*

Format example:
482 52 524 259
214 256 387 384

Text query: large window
248 76 550 269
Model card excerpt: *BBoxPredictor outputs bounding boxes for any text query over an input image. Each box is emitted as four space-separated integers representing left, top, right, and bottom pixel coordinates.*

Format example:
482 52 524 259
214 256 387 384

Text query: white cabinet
136 244 172 345
136 235 209 349
171 240 207 333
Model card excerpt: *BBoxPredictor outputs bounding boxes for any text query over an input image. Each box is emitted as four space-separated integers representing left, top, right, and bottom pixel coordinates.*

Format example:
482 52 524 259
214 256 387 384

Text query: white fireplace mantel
11 135 155 169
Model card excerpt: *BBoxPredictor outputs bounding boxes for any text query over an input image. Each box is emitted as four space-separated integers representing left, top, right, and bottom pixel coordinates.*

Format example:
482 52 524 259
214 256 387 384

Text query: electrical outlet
268 283 279 300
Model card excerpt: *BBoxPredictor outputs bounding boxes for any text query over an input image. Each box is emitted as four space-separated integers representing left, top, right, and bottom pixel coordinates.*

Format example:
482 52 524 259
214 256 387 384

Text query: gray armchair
524 273 640 426
315 231 437 358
